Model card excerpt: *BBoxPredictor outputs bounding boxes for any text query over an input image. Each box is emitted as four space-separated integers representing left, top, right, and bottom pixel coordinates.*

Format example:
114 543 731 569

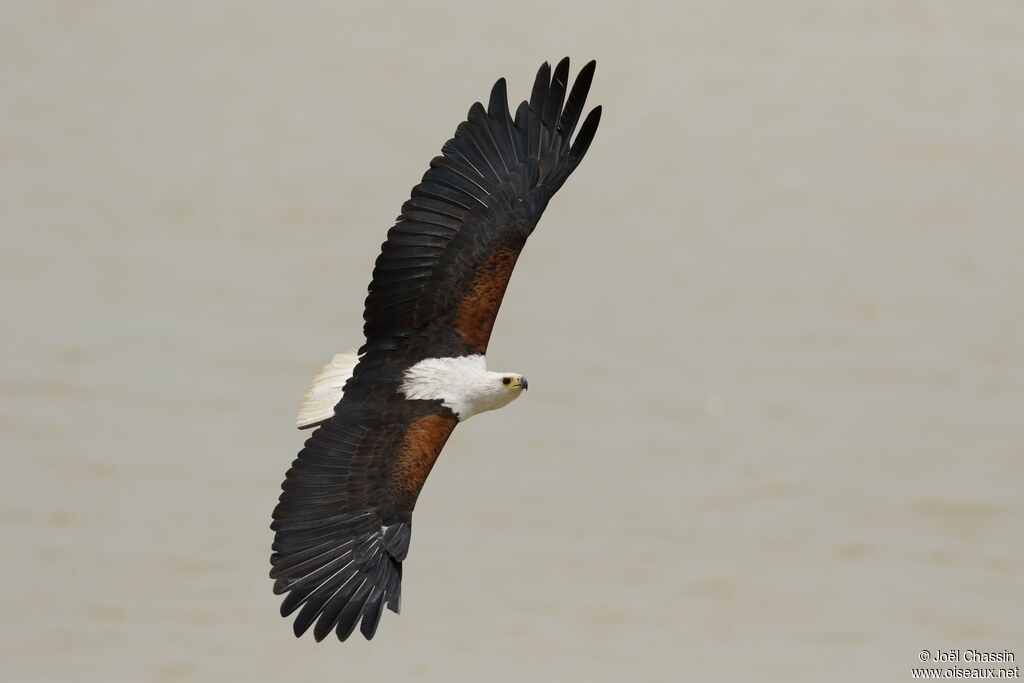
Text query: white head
462 370 528 419
399 355 528 421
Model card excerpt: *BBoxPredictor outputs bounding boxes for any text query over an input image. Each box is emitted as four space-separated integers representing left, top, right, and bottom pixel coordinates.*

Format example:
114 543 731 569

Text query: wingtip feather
570 105 602 159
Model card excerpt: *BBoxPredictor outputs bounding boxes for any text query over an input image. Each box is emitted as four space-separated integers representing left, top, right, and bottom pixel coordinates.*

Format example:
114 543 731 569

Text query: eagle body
271 58 601 641
299 353 525 426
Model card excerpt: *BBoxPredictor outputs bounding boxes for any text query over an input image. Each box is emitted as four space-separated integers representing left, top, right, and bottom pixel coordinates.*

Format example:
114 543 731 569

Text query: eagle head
399 356 528 421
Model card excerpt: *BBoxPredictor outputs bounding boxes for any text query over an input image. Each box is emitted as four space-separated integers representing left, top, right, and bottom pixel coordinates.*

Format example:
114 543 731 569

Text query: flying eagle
270 58 601 641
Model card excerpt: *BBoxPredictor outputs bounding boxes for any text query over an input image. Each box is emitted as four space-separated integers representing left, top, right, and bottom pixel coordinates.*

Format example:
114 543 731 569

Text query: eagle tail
296 350 358 429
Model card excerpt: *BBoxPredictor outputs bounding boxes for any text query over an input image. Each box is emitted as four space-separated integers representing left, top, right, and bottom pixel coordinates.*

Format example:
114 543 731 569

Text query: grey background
3 1 1022 681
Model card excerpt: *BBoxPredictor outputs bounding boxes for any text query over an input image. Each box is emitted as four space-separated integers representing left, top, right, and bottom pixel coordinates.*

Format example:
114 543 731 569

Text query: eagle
270 58 601 642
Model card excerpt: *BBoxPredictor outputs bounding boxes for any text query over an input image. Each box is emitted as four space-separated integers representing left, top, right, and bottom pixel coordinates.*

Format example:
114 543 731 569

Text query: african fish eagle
270 58 601 641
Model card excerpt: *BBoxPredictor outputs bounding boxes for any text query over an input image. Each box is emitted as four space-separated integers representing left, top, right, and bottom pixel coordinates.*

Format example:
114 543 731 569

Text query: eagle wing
357 57 601 369
271 395 455 641
271 59 600 641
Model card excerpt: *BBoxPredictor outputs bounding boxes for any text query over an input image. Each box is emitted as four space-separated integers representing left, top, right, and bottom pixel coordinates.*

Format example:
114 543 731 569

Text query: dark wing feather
357 58 601 366
558 60 595 147
485 79 518 168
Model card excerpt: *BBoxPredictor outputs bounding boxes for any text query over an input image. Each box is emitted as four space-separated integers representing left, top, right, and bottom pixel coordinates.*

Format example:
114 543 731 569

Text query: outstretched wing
356 57 601 370
271 395 457 641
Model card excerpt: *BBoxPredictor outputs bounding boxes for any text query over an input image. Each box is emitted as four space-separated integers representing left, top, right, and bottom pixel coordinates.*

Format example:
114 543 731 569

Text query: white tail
295 350 359 428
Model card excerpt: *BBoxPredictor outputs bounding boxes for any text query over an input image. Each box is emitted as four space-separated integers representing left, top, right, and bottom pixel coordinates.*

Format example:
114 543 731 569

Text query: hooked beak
519 376 528 391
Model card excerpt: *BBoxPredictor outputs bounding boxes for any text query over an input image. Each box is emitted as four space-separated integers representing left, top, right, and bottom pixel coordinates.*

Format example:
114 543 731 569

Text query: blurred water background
2 2 1022 680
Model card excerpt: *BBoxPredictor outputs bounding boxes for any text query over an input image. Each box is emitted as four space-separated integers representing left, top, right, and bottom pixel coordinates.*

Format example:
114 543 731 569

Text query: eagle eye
502 377 512 385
